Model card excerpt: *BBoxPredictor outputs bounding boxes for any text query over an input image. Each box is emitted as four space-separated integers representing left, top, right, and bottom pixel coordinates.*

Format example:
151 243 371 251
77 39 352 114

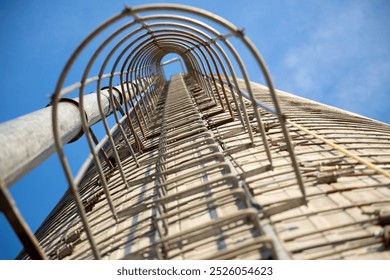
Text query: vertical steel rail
51 11 130 260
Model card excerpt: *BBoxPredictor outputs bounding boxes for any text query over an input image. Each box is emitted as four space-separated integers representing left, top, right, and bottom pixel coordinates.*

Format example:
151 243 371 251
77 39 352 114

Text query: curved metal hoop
50 4 304 259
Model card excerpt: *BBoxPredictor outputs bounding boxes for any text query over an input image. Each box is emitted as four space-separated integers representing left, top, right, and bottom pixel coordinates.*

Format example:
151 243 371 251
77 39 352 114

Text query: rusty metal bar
0 180 47 259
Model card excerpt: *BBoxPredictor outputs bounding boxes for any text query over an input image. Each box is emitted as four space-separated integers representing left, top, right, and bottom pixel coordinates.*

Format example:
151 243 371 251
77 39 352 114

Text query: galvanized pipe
0 88 121 187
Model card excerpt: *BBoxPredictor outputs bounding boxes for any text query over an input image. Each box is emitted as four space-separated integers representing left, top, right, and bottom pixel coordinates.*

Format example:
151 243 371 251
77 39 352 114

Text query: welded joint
235 28 246 37
122 5 133 14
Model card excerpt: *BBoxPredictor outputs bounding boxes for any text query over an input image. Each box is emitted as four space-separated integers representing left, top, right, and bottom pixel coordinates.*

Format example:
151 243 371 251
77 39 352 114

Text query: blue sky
1 0 389 259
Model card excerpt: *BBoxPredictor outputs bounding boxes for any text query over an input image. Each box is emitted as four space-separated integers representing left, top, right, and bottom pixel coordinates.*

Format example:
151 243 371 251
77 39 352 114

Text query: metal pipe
0 88 121 187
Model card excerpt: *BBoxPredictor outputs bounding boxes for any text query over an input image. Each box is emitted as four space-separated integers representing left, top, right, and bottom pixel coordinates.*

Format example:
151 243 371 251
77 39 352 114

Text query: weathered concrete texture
240 80 390 259
19 74 390 260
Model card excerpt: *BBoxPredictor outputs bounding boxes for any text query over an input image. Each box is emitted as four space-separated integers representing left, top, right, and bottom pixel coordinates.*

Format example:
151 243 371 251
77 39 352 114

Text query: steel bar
0 180 47 259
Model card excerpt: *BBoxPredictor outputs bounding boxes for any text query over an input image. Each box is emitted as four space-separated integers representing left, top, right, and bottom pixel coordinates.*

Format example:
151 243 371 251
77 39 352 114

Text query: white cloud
279 1 390 122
